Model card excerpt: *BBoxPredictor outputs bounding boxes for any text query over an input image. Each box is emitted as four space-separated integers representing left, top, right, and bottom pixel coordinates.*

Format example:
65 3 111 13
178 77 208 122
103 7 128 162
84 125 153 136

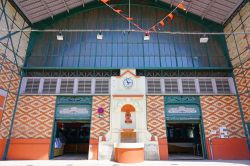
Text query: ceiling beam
223 0 243 24
201 0 215 20
40 0 54 19
62 0 70 13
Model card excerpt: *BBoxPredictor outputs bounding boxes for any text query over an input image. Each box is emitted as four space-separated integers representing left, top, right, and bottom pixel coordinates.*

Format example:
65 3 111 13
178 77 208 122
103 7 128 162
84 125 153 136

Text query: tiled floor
53 153 88 160
168 154 203 160
0 160 249 166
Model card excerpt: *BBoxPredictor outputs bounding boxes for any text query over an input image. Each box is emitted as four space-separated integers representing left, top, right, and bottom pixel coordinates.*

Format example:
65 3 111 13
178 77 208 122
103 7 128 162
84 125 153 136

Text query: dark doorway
167 123 203 160
53 121 90 160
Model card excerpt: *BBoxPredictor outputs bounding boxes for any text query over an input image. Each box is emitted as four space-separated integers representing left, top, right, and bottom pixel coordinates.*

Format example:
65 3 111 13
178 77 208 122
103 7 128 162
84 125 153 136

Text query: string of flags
100 0 187 34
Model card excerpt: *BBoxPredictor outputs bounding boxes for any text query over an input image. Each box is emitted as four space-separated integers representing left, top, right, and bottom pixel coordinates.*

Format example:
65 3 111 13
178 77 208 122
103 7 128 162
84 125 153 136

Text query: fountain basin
114 143 144 163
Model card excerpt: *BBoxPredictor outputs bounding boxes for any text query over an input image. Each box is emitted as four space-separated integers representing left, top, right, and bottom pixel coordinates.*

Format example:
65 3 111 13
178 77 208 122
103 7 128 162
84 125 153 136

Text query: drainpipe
208 138 214 160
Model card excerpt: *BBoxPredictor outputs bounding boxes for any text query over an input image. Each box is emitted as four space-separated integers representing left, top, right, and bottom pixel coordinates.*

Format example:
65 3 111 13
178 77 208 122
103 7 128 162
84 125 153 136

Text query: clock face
123 78 133 88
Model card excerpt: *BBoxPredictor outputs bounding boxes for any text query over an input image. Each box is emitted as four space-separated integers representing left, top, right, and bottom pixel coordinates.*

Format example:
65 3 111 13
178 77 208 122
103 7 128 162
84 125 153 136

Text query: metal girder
0 0 20 72
223 0 244 24
201 0 215 20
170 0 175 7
40 0 54 19
82 0 85 7
62 0 70 13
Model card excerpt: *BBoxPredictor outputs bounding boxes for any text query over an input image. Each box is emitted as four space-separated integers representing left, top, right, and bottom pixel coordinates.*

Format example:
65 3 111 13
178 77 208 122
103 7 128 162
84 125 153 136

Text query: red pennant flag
159 20 165 27
126 17 134 21
168 13 174 20
133 23 139 27
101 0 109 3
114 9 122 13
177 3 186 11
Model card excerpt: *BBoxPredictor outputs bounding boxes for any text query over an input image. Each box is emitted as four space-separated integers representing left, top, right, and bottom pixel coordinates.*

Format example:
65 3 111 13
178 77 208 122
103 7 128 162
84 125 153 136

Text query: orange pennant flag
177 3 186 11
159 20 165 27
168 13 174 20
114 9 122 13
101 0 109 3
126 17 134 21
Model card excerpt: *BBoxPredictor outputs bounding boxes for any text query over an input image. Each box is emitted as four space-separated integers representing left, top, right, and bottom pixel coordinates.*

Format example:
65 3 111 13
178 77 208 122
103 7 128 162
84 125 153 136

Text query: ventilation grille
24 78 40 94
182 79 196 94
43 78 57 94
164 78 178 94
199 79 213 94
78 79 92 94
147 78 161 94
216 78 231 94
95 78 109 94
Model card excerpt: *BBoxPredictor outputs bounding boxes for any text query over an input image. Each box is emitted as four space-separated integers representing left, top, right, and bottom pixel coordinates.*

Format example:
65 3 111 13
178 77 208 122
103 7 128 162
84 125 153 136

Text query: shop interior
167 123 203 160
53 121 90 160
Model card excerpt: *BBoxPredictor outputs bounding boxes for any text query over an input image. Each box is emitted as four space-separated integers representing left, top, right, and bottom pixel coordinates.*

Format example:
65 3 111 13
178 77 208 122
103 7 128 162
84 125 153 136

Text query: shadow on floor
53 153 88 160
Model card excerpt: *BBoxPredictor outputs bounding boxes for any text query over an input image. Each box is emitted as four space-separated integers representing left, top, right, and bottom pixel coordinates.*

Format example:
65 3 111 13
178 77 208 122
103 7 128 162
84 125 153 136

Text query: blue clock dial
123 78 133 88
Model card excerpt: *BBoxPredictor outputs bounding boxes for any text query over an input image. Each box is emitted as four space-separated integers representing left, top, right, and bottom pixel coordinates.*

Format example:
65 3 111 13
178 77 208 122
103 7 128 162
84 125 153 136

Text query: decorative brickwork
147 96 166 139
90 96 110 139
0 93 16 138
0 59 20 139
10 96 56 139
200 96 245 139
225 2 250 133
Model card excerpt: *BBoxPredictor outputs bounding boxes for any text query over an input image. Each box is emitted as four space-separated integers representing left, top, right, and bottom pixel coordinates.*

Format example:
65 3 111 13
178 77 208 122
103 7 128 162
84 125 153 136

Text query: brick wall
224 2 250 129
200 96 245 139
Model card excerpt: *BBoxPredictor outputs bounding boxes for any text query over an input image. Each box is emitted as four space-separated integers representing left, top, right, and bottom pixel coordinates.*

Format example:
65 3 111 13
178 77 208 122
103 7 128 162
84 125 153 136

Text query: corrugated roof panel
12 0 244 24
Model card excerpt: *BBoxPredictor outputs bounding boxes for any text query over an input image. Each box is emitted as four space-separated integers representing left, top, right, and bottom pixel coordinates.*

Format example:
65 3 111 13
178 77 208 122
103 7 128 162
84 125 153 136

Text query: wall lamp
97 32 103 40
200 34 209 43
144 32 150 41
57 32 63 41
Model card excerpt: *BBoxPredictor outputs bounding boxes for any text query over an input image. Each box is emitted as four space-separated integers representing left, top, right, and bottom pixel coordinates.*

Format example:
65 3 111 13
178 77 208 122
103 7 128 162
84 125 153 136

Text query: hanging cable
0 28 249 36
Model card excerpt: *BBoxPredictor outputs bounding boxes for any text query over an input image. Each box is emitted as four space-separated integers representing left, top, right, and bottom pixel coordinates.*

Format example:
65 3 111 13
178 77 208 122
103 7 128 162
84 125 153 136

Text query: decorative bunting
100 0 186 33
159 20 165 27
114 9 122 13
100 0 109 3
152 26 156 32
168 13 174 20
177 3 186 11
126 17 134 21
147 0 184 32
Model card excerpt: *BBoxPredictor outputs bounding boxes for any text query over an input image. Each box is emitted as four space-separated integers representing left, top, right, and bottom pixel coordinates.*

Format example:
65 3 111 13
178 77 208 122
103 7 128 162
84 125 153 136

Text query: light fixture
97 32 103 40
57 32 63 41
144 32 150 41
200 35 208 43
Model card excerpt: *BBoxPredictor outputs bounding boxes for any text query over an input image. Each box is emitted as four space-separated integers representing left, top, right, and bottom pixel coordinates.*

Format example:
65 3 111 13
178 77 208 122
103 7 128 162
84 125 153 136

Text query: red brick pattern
0 93 16 138
0 58 20 139
11 96 56 139
200 96 245 139
90 96 110 139
147 96 166 139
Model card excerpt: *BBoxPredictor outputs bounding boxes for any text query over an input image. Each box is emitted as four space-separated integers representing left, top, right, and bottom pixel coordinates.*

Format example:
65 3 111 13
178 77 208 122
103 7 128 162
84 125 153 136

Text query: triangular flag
114 9 122 13
159 20 165 27
177 3 186 11
126 17 134 21
168 13 174 20
101 0 109 3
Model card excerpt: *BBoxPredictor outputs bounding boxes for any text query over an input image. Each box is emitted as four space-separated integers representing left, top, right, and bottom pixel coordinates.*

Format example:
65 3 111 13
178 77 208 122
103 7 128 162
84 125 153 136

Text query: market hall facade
0 0 249 161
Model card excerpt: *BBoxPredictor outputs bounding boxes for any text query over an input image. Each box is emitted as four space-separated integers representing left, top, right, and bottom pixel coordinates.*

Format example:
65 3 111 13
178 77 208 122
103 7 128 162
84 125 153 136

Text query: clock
123 78 133 88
